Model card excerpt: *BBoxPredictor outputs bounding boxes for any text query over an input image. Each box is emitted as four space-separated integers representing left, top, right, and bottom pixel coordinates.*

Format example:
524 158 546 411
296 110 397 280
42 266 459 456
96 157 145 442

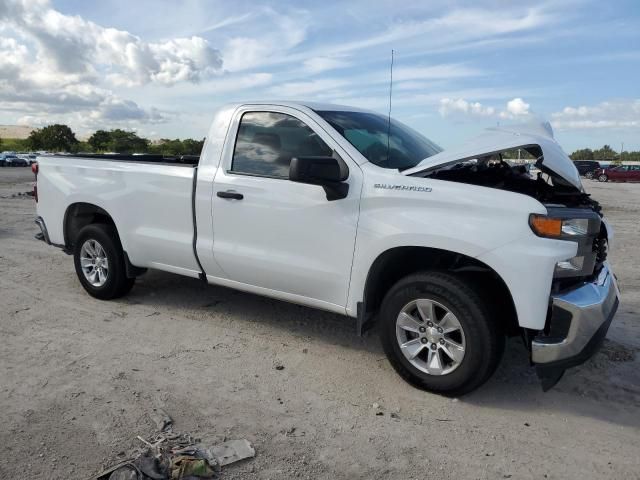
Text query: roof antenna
386 49 394 164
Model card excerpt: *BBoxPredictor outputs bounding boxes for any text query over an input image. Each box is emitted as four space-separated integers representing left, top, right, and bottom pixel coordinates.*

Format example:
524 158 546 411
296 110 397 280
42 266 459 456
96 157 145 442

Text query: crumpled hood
403 121 583 190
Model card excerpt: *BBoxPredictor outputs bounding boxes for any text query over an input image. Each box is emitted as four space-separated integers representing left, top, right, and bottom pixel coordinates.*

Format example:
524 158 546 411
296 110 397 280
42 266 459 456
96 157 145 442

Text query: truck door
210 106 362 311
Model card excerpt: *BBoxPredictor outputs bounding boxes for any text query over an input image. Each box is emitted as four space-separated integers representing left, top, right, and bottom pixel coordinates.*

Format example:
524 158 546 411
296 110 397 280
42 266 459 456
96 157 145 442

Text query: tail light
31 162 38 175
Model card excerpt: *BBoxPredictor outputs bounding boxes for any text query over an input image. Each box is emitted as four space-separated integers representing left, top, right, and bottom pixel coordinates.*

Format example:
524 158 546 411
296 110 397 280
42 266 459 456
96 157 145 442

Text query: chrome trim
35 216 51 244
35 216 70 252
532 263 620 364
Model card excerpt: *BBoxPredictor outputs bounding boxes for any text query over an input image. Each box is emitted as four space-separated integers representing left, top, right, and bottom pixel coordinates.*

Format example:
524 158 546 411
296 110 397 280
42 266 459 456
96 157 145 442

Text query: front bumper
532 263 620 389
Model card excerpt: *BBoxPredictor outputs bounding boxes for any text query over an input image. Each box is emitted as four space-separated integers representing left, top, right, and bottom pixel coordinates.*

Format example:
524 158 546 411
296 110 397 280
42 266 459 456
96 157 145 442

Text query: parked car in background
17 153 38 165
596 164 640 182
7 155 29 167
0 153 28 167
573 160 601 179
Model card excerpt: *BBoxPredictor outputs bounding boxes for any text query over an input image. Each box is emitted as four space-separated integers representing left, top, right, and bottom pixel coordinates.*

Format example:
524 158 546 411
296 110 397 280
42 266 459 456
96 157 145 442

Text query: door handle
217 190 244 200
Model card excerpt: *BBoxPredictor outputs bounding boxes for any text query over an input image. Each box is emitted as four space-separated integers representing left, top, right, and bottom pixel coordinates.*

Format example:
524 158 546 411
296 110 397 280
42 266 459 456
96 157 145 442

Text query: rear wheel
598 174 608 182
585 171 594 180
73 224 135 299
380 271 504 396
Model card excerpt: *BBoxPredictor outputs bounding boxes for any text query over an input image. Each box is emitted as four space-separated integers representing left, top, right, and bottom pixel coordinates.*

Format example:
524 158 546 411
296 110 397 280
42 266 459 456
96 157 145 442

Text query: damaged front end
403 122 598 211
405 122 620 390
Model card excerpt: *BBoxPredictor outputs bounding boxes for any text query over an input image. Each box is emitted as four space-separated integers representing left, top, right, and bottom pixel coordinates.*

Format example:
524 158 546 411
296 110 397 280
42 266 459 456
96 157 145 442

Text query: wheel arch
63 202 146 278
63 202 117 250
358 246 519 336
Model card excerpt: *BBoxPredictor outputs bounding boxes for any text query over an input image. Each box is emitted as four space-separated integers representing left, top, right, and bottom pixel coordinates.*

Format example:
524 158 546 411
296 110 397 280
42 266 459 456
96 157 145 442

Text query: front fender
347 169 566 330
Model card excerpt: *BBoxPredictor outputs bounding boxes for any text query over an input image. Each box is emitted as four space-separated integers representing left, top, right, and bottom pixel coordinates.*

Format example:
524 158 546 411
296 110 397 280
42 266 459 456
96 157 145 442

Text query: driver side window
231 111 332 178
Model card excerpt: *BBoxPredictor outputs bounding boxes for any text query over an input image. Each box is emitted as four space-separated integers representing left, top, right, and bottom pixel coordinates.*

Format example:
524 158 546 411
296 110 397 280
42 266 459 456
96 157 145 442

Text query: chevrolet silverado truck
33 102 619 395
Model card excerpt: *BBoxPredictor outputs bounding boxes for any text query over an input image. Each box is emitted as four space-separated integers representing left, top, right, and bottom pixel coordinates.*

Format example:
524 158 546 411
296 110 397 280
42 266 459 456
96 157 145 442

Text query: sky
0 0 639 151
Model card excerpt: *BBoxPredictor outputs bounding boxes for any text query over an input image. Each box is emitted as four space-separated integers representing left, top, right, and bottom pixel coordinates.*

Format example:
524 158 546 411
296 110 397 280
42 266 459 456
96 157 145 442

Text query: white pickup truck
34 101 619 395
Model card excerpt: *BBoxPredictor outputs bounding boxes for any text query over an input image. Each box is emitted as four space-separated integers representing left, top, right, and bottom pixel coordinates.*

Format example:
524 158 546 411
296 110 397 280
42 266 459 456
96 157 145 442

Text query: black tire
73 224 135 300
379 271 504 396
585 171 594 180
598 174 608 182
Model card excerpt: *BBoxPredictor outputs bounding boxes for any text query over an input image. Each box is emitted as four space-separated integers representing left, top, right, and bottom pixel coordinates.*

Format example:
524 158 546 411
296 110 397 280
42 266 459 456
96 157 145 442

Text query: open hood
403 121 583 190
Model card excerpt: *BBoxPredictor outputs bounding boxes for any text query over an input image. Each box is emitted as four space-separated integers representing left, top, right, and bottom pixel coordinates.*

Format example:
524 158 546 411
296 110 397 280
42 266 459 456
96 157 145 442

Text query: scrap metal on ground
89 411 255 480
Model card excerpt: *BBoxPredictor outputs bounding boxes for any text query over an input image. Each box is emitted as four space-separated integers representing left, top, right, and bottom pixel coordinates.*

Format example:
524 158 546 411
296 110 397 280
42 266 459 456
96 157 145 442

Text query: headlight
529 214 594 240
554 256 586 277
561 218 589 236
530 209 602 278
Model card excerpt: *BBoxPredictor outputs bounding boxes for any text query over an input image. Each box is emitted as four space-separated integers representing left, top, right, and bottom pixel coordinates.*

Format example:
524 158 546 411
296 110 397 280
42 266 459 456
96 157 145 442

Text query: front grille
593 226 608 271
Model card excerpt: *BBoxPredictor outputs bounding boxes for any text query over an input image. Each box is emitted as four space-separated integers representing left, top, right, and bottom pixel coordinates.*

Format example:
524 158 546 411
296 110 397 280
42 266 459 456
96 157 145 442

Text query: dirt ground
1 167 639 479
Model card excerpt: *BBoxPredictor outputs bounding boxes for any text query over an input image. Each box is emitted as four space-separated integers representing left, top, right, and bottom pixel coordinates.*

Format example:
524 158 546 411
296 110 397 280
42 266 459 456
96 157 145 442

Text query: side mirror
289 153 349 201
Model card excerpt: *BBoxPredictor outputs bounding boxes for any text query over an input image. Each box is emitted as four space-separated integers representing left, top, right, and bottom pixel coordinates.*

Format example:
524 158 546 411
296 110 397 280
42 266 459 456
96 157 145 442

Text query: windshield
315 110 442 170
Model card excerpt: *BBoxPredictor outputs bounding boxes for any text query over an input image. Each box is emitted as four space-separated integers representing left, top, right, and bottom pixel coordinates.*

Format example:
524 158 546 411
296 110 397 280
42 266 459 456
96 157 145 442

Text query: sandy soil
1 168 639 479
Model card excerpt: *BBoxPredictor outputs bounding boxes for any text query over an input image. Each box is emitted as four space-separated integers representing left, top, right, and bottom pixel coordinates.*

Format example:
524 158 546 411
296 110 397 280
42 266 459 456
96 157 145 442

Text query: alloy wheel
80 239 109 287
395 299 466 375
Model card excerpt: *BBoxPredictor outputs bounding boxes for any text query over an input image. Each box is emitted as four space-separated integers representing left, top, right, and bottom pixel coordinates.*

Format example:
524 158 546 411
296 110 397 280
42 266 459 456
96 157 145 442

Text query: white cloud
439 98 496 117
267 78 351 98
0 0 222 86
438 97 531 120
551 99 640 129
0 0 223 132
0 35 168 128
307 4 557 60
89 98 167 123
221 7 308 72
501 97 530 118
303 56 351 74
199 12 254 34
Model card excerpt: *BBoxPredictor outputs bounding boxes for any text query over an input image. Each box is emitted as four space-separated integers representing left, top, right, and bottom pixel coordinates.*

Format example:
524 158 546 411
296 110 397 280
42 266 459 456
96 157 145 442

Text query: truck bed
36 154 202 278
38 153 200 166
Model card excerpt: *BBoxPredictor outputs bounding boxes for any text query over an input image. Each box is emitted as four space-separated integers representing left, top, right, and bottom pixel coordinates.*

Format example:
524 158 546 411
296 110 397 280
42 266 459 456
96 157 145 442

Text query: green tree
88 130 112 152
156 138 185 155
28 124 79 152
0 138 30 151
592 145 617 161
624 151 640 162
569 148 594 160
74 141 92 153
107 129 149 153
181 138 204 155
148 138 205 156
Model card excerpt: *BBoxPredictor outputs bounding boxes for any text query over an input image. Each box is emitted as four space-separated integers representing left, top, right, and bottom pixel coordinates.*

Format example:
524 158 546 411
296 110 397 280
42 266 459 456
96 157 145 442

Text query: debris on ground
89 412 255 480
150 408 173 433
1 190 34 199
208 439 255 467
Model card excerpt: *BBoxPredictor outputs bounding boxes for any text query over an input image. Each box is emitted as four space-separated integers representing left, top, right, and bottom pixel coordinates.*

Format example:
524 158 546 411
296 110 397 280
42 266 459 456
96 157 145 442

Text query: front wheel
598 174 608 182
585 171 594 180
73 224 135 300
380 272 504 396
